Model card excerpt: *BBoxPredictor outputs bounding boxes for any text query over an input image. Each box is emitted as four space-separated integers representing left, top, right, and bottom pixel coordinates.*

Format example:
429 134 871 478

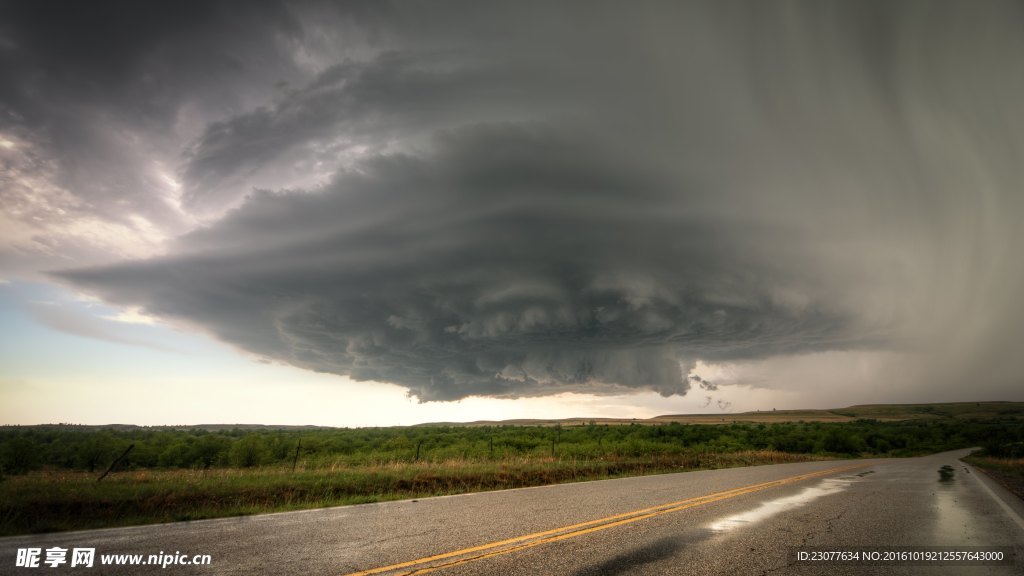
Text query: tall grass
0 450 817 536
962 454 1024 501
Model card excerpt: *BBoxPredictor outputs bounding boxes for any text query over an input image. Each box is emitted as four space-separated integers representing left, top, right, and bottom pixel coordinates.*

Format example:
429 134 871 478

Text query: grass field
0 451 818 536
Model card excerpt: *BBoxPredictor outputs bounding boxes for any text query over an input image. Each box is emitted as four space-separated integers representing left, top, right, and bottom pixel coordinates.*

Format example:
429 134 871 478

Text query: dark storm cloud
180 51 562 214
32 1 1024 401
0 0 303 126
57 123 875 401
0 0 306 264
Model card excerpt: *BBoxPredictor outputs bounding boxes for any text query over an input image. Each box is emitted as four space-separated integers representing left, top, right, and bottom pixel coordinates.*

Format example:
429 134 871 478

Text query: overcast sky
2 1 1023 426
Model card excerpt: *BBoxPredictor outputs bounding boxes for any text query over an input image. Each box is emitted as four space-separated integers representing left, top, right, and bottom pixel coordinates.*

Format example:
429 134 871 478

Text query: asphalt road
2 449 1022 575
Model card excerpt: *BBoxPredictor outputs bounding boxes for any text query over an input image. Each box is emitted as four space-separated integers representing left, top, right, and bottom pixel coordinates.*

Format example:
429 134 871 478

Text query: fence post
97 444 134 482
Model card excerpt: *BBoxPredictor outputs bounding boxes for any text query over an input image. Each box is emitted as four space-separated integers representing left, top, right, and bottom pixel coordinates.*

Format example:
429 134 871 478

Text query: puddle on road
709 476 860 533
932 467 978 544
933 485 972 543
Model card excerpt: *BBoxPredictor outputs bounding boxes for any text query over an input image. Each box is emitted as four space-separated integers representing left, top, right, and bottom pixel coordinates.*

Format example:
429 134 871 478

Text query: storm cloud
62 122 877 400
5 1 1021 402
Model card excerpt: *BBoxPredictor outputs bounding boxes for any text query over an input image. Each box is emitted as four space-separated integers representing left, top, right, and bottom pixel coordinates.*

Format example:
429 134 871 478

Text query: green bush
229 435 271 468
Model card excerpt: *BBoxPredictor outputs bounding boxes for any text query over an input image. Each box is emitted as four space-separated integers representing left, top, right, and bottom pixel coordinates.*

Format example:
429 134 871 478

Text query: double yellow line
343 463 866 576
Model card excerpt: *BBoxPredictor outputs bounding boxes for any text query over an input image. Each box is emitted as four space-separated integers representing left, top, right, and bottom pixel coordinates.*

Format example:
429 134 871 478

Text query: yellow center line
343 463 868 576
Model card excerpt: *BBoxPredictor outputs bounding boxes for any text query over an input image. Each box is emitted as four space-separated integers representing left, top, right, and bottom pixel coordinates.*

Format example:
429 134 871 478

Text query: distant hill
418 401 1024 427
827 401 1024 420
